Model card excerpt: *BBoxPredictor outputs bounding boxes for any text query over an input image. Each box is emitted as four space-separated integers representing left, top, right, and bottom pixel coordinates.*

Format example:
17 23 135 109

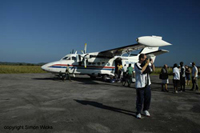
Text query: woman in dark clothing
161 64 169 92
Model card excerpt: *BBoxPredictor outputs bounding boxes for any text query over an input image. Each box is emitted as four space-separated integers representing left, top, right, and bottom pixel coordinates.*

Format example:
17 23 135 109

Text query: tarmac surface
0 73 200 133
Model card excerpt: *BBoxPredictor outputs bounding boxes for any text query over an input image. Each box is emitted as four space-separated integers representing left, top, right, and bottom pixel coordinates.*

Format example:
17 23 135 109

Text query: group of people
160 62 199 93
63 55 198 120
133 56 199 119
117 63 134 87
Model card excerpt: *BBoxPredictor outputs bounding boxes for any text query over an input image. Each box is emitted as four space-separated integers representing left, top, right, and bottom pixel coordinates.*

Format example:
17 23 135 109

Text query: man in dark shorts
173 64 180 93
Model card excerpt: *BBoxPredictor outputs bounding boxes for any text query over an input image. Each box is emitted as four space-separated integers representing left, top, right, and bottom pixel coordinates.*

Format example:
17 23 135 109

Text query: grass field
0 65 46 74
0 65 195 76
0 65 171 74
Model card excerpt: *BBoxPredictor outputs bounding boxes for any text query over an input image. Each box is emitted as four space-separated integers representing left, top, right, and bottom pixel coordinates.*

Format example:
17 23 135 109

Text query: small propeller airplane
41 36 172 80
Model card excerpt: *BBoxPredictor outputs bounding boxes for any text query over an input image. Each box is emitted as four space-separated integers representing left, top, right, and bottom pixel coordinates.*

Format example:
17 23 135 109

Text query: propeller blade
84 43 87 54
84 58 87 68
81 50 84 54
76 54 79 62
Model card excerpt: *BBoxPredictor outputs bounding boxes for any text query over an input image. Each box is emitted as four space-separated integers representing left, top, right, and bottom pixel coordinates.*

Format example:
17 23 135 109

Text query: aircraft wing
96 43 145 58
95 36 171 58
145 49 169 57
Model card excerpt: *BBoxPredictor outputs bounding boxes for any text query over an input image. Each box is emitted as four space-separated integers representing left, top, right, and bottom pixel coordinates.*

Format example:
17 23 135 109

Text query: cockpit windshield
62 56 71 60
62 56 76 60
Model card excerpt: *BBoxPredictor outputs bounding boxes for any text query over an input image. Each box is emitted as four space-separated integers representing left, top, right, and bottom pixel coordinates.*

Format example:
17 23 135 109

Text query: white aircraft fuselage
41 36 172 78
41 54 138 77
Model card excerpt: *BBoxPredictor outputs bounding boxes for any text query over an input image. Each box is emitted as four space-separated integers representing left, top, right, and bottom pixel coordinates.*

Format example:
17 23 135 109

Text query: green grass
152 67 173 75
0 65 46 74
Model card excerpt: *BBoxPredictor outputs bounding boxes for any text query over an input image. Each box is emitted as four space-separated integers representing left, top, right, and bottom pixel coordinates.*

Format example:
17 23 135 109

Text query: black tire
90 76 96 80
102 75 107 81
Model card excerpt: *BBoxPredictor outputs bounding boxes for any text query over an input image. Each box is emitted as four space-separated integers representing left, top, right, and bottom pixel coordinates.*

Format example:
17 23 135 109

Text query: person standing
117 63 123 80
185 65 191 86
173 64 180 93
190 62 199 91
122 64 127 78
179 62 186 92
134 54 154 119
127 64 134 87
161 64 169 92
64 65 71 81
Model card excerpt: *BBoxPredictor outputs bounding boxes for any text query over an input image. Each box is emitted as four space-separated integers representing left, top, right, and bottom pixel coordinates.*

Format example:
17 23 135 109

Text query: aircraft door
114 58 122 78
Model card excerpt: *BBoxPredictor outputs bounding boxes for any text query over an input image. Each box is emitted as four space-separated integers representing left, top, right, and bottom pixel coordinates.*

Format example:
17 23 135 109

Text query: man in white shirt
134 54 154 119
173 63 180 93
190 62 199 91
122 64 127 78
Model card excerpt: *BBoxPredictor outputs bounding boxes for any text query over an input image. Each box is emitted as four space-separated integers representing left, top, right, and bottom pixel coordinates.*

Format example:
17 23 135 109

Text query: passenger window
97 62 100 65
102 62 105 66
92 62 96 66
88 63 92 65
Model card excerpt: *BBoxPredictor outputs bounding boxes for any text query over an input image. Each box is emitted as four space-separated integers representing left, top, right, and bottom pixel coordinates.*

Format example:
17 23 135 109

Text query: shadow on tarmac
33 76 101 84
32 77 57 80
32 76 138 89
70 77 101 84
74 99 136 117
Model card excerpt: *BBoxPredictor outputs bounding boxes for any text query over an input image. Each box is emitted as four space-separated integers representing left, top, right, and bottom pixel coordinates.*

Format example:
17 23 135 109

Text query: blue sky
0 0 200 66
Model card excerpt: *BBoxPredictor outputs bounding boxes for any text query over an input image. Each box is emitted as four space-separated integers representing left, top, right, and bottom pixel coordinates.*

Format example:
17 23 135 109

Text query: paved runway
0 73 200 133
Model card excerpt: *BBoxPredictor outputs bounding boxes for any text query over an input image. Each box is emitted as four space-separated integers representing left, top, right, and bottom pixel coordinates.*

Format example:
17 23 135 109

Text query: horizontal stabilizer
145 49 169 57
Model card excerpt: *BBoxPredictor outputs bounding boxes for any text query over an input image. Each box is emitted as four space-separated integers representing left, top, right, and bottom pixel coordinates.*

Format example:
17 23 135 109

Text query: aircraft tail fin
139 47 169 62
139 47 159 54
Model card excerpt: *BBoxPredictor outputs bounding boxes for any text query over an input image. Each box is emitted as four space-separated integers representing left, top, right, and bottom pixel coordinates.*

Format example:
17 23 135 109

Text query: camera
140 57 151 74
141 57 150 67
